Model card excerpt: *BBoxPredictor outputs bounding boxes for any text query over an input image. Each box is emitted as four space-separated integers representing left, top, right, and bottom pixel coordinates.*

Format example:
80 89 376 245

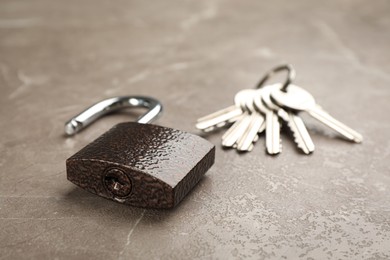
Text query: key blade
221 115 244 140
237 113 265 152
222 113 251 147
283 111 315 154
196 107 243 130
258 120 266 134
308 105 363 143
265 111 281 155
197 105 237 123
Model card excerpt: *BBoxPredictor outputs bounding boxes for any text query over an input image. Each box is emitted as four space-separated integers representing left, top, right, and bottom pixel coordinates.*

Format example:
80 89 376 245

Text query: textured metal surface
67 122 215 208
1 0 390 259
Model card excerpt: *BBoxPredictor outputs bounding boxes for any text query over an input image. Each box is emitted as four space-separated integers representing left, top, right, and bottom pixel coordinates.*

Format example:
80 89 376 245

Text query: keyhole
103 168 132 198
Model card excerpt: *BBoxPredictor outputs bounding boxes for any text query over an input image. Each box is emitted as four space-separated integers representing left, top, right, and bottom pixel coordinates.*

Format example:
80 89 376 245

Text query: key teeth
286 120 312 155
289 120 302 148
288 120 302 150
278 119 282 154
279 134 282 154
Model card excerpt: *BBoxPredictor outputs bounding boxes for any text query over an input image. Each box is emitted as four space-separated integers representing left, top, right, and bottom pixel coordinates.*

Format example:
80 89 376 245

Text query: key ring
255 64 296 92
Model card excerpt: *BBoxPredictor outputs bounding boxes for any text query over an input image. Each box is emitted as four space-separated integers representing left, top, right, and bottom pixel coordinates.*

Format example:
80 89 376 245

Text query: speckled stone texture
0 0 389 259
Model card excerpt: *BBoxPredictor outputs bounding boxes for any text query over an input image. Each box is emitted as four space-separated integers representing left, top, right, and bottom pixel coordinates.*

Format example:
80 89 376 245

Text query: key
263 84 315 154
253 85 282 155
196 89 252 131
270 84 363 143
277 109 315 154
221 90 256 148
221 112 252 148
236 90 266 152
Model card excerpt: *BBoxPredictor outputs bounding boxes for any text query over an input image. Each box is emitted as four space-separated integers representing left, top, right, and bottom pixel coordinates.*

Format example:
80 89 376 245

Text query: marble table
1 0 389 259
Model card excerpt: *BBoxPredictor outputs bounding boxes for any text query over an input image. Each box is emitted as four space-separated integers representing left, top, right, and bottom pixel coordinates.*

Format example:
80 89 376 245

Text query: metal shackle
64 96 163 136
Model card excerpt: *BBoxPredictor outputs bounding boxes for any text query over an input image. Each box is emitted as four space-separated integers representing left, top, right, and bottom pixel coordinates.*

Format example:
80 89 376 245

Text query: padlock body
66 122 215 209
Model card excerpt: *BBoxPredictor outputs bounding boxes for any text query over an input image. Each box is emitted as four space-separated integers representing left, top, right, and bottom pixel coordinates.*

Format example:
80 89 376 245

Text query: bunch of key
196 65 363 155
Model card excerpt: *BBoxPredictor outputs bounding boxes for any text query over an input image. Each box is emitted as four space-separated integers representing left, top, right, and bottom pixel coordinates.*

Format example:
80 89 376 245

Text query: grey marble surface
0 0 390 259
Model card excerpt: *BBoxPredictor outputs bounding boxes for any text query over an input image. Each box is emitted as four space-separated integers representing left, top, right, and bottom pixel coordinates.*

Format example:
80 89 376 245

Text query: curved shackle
255 64 296 92
64 96 163 136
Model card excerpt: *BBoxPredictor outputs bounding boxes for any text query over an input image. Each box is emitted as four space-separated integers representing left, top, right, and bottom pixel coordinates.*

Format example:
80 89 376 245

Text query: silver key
270 84 363 143
264 84 315 154
221 112 252 148
221 90 256 148
196 89 251 131
277 109 315 154
261 83 314 154
253 85 282 155
236 90 266 152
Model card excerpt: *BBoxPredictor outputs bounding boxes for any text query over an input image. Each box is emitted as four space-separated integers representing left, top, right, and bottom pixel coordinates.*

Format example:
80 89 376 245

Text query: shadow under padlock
65 96 215 209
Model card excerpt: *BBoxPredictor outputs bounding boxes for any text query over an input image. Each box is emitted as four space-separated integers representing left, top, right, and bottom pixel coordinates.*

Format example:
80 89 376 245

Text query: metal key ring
255 64 296 91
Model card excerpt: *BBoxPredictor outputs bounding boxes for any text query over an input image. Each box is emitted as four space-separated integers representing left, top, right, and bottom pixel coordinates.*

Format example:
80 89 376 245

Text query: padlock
65 96 215 209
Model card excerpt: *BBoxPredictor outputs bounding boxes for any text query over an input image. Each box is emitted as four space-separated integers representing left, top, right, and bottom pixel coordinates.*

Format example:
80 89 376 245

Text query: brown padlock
65 96 215 209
